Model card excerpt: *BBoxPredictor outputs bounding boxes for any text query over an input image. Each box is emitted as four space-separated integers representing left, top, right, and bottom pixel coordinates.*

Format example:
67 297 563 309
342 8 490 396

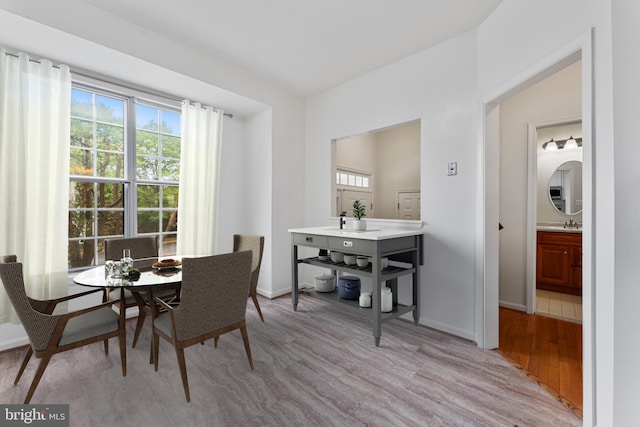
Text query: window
336 169 370 189
68 85 181 269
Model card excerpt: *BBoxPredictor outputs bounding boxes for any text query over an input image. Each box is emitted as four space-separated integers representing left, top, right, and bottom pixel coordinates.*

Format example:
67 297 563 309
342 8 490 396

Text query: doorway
396 190 420 220
480 31 593 420
337 189 373 218
528 120 583 322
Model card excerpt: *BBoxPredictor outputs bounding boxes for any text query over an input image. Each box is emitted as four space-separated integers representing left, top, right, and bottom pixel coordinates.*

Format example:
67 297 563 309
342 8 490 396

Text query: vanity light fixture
564 136 579 149
542 136 583 151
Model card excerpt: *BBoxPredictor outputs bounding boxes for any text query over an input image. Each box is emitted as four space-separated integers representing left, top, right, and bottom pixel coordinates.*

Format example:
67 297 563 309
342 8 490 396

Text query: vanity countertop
288 226 423 240
537 225 582 234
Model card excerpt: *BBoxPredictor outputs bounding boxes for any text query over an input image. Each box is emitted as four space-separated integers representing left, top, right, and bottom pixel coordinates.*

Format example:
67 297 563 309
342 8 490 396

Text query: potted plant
352 199 367 231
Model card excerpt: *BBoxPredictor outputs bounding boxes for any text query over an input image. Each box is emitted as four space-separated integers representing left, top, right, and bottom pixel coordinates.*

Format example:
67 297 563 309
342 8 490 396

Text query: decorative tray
152 259 182 270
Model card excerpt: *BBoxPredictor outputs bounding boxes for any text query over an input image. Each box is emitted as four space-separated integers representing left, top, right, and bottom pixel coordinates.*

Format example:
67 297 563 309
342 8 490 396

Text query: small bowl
343 254 357 265
356 256 369 268
330 251 344 263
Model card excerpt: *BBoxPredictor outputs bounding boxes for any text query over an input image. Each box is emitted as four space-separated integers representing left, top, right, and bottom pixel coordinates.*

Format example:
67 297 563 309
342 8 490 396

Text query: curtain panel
0 49 71 323
176 101 224 256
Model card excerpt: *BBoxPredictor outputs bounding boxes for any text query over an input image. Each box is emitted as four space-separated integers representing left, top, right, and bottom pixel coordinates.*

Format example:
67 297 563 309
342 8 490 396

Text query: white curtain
0 49 71 323
177 101 224 256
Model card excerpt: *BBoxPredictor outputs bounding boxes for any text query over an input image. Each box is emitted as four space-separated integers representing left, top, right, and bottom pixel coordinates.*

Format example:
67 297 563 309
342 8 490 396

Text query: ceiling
0 0 503 98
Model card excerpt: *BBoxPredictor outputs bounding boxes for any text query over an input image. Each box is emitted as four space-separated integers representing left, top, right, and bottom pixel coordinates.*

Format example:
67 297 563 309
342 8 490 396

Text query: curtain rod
4 51 233 118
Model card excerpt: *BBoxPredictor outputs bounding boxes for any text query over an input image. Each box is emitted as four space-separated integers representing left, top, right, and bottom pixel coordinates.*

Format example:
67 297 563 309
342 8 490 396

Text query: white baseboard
499 300 526 311
0 335 29 352
414 315 476 343
257 283 303 299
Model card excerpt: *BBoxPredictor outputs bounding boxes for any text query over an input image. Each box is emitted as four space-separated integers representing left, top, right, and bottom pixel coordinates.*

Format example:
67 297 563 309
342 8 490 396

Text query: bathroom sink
537 225 581 232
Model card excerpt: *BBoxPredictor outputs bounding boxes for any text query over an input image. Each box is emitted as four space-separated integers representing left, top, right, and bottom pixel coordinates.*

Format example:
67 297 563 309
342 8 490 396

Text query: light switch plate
447 162 457 176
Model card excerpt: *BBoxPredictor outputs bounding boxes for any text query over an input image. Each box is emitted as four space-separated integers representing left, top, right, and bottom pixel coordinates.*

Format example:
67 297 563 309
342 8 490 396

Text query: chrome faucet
563 217 580 229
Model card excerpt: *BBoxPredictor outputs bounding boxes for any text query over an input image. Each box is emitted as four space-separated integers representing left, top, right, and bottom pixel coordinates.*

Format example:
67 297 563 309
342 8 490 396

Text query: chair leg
131 308 147 348
250 290 265 323
103 339 109 355
153 333 160 371
213 336 218 348
24 355 52 404
119 334 127 377
175 347 190 402
14 346 33 385
240 323 254 369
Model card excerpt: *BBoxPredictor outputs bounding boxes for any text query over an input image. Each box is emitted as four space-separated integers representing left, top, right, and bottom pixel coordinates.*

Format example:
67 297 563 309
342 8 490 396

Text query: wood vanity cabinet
536 231 582 295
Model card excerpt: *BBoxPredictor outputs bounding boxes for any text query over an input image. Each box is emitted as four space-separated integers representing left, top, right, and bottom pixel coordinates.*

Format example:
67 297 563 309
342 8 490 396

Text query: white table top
288 226 423 240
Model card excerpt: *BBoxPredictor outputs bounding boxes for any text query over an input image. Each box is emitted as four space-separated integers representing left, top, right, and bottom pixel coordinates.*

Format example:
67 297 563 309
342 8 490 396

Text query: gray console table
289 226 423 346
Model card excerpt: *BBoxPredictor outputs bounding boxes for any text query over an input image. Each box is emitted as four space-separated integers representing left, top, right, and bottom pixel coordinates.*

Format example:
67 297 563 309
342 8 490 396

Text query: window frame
68 81 181 271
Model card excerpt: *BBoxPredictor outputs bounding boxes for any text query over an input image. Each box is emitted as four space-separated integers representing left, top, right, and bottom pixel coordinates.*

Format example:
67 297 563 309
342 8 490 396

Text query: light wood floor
497 307 583 418
0 296 581 426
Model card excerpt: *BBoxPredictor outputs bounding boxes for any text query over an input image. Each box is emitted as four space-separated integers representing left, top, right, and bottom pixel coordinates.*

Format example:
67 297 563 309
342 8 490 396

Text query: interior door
341 190 373 217
397 191 420 219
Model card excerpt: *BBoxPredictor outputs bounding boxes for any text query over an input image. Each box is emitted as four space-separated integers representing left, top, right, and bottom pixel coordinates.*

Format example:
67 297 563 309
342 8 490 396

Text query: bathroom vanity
289 226 423 346
536 229 582 295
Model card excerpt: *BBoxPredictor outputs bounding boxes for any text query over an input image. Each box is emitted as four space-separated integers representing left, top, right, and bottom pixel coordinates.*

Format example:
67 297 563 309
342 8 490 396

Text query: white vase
353 219 366 231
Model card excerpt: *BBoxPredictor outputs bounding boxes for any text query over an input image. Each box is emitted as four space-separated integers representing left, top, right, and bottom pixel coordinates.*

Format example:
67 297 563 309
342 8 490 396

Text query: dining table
73 257 183 362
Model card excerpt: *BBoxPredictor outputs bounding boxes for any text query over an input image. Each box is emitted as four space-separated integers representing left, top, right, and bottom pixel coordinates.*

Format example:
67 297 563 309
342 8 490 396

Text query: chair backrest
173 251 252 342
105 236 158 263
0 261 58 351
233 234 264 292
0 254 17 263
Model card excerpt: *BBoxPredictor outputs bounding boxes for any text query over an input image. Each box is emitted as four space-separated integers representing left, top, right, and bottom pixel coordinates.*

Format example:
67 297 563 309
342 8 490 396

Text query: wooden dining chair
152 251 254 402
0 256 126 404
233 234 265 322
104 236 177 348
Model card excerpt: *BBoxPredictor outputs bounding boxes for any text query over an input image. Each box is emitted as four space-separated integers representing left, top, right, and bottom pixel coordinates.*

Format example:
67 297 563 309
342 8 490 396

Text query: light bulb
565 136 578 149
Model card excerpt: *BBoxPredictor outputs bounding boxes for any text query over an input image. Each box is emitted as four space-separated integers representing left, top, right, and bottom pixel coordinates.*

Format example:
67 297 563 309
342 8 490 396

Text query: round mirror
548 160 582 215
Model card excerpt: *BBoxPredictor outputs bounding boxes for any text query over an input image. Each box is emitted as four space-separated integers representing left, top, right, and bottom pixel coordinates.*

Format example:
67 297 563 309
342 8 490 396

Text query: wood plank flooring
497 307 583 418
0 296 581 426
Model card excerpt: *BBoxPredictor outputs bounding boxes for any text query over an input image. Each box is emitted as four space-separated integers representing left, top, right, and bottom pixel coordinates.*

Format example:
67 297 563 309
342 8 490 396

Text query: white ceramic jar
314 274 336 292
381 287 392 312
359 291 371 308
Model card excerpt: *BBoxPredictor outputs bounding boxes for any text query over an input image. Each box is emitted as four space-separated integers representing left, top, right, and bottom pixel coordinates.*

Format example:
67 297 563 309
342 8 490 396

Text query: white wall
477 0 615 425
498 62 581 309
306 32 478 340
612 0 640 423
270 100 306 297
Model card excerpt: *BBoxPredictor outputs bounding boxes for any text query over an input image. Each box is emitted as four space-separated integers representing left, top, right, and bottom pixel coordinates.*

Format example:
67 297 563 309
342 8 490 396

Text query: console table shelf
289 226 423 346
300 288 417 322
298 256 416 280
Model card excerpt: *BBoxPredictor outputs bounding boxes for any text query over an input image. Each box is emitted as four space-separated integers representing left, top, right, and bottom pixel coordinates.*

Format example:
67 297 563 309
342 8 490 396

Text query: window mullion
125 97 137 237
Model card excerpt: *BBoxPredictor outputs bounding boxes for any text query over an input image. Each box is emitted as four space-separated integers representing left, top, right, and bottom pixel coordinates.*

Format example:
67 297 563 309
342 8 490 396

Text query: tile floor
536 289 582 323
